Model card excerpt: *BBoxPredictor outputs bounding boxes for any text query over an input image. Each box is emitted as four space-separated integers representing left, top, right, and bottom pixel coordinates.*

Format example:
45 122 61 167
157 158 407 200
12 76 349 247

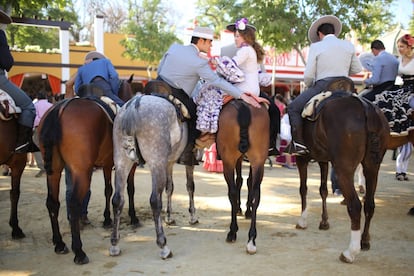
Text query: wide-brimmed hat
226 18 257 32
85 51 106 61
308 15 342 43
0 9 12 24
192 26 214 40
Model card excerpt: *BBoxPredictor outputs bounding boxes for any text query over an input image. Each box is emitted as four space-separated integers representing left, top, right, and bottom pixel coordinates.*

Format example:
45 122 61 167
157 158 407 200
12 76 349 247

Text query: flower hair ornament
403 34 414 46
235 18 249 31
226 18 257 32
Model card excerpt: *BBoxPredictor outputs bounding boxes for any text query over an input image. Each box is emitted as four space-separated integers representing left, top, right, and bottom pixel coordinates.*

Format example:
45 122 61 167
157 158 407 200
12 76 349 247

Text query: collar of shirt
191 43 200 53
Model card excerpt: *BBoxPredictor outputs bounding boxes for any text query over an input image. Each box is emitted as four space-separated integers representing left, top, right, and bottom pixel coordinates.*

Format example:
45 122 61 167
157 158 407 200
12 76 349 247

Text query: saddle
302 77 355 121
143 80 190 121
77 84 119 116
0 89 21 121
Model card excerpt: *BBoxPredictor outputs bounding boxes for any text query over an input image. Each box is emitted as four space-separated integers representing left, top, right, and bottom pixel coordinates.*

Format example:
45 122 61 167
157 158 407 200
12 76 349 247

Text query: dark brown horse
295 88 389 263
216 99 269 254
38 77 137 264
0 114 27 239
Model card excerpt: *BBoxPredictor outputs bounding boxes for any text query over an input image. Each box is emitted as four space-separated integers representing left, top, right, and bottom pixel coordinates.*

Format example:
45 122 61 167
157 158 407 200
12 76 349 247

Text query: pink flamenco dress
202 143 223 173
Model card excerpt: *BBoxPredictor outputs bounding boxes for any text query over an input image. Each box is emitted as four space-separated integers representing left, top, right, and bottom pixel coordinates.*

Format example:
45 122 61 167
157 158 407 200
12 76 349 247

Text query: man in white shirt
287 15 362 155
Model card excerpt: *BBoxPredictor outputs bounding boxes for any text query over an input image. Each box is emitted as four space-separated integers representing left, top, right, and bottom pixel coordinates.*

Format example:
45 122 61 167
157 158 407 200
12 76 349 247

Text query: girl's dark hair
238 27 265 63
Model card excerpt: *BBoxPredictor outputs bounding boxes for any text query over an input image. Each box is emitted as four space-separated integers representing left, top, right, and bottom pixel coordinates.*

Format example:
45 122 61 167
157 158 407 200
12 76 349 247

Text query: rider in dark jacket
0 10 35 153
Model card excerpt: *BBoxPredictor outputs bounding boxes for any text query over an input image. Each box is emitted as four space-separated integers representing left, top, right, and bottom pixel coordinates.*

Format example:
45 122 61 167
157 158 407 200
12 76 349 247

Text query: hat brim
85 51 106 61
0 10 12 24
226 23 257 32
308 15 342 43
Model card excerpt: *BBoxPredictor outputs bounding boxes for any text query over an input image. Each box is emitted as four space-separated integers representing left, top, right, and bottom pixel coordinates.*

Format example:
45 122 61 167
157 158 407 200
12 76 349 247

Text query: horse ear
128 74 134 83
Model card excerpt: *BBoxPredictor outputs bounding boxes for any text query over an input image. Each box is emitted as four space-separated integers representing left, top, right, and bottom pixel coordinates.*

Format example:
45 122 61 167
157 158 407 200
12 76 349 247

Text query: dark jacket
0 29 14 71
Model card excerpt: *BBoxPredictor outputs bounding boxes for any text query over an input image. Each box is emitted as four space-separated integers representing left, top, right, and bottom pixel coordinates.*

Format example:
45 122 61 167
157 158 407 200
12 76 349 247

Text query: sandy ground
0 151 413 276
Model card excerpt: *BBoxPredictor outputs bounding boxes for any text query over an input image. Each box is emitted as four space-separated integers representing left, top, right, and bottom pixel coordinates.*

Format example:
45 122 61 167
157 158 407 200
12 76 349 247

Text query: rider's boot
177 143 199 166
15 124 33 153
291 125 309 155
268 132 280 156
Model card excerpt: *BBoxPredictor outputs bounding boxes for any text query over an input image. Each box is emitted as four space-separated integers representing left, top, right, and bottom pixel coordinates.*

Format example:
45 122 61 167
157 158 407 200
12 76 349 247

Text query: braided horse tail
237 102 252 153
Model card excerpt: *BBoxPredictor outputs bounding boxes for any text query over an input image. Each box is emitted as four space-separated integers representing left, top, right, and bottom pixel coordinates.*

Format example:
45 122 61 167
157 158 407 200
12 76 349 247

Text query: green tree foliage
1 1 79 51
120 0 180 78
195 0 396 65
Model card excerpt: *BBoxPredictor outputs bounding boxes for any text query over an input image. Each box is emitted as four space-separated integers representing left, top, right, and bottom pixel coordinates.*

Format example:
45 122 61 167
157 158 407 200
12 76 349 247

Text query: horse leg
245 165 253 219
246 164 264 255
127 164 140 227
235 159 244 216
359 162 380 251
150 167 172 259
109 159 132 257
46 169 69 256
102 165 113 228
224 164 238 243
69 171 92 264
9 156 26 239
336 168 362 263
165 163 176 225
319 162 329 230
296 157 309 229
185 165 199 225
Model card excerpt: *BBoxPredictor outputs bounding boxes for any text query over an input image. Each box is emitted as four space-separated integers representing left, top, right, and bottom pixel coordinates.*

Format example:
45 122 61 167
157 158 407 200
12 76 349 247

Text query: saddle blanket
301 91 332 118
0 89 22 114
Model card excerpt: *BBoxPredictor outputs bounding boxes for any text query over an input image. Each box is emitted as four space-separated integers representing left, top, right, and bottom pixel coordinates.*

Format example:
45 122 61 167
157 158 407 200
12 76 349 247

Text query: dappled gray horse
109 94 197 259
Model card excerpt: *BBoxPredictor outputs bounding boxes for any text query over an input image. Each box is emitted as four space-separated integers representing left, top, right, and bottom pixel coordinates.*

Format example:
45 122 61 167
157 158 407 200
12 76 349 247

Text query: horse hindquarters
217 101 269 254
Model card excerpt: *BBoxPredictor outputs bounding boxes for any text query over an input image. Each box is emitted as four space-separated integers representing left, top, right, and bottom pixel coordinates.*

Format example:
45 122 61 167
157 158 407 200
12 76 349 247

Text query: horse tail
237 102 251 153
360 97 385 164
40 102 64 174
120 96 142 135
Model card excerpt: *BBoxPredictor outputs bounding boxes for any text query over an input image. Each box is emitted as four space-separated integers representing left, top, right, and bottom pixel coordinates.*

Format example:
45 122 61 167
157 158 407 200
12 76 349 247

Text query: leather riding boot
177 143 199 166
15 125 33 153
290 125 309 155
268 133 280 156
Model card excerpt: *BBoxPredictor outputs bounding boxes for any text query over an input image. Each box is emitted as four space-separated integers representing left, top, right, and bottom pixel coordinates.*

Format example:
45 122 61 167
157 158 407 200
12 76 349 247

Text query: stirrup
14 142 30 153
293 142 309 155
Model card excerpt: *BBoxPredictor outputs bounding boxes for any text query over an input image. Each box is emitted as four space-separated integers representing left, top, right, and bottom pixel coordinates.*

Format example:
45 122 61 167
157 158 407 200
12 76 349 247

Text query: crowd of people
1 7 413 221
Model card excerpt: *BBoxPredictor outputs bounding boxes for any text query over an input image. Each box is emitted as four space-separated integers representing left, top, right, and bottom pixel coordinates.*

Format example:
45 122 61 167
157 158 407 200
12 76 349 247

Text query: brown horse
38 77 137 264
295 89 389 263
0 115 27 239
216 99 269 254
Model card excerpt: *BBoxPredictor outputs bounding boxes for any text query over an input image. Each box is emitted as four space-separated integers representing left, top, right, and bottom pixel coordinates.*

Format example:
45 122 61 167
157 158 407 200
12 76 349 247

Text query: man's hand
240 93 261 108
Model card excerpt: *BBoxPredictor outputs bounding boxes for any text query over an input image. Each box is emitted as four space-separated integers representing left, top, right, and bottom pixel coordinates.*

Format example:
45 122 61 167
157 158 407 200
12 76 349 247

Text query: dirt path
0 151 413 275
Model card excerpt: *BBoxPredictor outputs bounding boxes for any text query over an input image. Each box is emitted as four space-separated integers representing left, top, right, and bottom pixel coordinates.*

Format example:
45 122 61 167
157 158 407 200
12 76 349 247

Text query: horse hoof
109 245 121 256
407 207 414 216
165 219 176 226
74 254 89 265
295 224 307 230
12 228 25 239
226 232 237 243
189 218 199 225
102 219 112 229
245 210 252 219
246 241 256 255
361 241 370 251
55 243 69 255
339 253 354 264
236 210 243 216
319 222 329 230
130 217 141 228
160 246 173 259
